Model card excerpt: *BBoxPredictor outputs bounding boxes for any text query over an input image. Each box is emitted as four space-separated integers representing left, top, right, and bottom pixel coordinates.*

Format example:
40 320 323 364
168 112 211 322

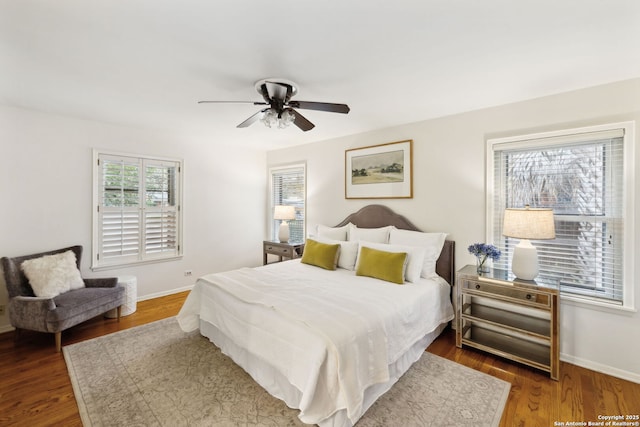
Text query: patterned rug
63 318 510 426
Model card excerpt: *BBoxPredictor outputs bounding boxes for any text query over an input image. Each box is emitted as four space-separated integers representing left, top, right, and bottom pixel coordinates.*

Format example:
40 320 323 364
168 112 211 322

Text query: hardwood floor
1 291 639 426
0 292 188 427
428 331 640 426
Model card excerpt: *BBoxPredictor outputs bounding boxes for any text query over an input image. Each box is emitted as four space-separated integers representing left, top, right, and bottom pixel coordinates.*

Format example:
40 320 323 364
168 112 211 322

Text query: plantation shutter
99 155 142 263
270 164 305 242
96 153 181 267
143 160 179 258
490 127 626 305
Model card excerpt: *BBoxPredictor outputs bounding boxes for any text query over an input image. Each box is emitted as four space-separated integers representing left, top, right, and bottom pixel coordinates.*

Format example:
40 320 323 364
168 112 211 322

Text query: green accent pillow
356 246 408 284
301 239 341 270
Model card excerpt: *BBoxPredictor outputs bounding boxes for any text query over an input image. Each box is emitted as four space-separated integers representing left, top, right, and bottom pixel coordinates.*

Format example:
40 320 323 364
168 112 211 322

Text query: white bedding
177 259 454 426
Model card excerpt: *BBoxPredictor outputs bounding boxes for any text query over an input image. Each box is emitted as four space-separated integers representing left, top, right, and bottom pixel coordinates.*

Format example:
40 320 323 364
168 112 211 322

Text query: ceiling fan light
261 108 295 129
279 109 295 128
261 108 278 128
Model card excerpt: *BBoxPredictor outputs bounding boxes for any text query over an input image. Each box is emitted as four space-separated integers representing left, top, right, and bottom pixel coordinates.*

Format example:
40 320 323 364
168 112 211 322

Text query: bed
177 205 455 426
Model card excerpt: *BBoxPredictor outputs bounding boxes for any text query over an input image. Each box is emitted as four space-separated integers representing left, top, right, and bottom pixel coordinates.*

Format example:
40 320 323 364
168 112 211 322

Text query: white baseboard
0 324 15 334
561 352 640 384
137 284 194 302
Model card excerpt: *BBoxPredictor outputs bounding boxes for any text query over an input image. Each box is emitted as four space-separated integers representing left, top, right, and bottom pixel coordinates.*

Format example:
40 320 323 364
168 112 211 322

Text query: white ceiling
2 0 640 150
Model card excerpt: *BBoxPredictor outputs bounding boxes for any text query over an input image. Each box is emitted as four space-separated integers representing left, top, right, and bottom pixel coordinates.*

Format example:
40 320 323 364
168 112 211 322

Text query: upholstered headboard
334 204 455 285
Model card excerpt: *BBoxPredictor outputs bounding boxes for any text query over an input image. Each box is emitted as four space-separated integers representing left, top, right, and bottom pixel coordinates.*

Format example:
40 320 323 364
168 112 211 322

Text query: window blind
95 153 181 267
270 164 305 242
490 127 626 305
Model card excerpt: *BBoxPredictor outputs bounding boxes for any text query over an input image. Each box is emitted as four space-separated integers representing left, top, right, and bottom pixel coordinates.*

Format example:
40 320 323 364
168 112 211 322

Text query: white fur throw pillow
21 251 85 298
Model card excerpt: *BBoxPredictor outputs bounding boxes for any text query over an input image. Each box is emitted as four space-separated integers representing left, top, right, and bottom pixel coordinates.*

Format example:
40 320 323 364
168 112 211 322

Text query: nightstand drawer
264 244 293 257
462 280 550 307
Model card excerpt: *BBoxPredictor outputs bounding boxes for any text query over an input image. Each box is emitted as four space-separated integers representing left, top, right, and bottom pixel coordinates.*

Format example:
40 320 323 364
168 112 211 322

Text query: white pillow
388 229 447 279
316 223 350 241
21 250 85 298
315 236 359 270
348 224 394 244
357 242 426 283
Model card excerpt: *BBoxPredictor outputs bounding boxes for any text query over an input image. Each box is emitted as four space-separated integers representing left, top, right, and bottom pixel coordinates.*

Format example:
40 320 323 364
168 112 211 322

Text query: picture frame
345 139 413 199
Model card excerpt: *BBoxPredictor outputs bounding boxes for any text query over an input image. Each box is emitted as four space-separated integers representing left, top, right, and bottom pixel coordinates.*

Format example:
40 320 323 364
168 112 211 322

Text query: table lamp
502 206 555 280
274 205 296 242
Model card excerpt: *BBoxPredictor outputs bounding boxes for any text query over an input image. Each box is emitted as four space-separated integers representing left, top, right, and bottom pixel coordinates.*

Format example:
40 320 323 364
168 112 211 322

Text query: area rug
63 317 510 426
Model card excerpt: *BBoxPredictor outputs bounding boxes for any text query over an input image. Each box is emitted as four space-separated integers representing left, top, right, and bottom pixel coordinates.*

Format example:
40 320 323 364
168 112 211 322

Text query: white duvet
177 260 454 426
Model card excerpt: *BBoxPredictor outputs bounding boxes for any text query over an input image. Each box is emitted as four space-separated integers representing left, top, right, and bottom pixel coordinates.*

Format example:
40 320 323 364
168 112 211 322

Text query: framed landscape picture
345 139 413 199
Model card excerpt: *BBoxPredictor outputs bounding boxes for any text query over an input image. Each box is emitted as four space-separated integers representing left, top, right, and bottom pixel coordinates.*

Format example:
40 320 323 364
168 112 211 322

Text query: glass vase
476 258 490 274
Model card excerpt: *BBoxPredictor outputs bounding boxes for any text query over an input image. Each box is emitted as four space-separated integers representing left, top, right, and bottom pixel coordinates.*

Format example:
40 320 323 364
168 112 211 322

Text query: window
93 151 182 268
270 164 305 242
488 122 635 309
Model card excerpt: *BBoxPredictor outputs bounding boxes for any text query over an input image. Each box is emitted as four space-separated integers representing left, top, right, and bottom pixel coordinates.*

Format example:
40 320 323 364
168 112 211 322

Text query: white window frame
92 150 183 270
486 122 635 312
269 163 306 242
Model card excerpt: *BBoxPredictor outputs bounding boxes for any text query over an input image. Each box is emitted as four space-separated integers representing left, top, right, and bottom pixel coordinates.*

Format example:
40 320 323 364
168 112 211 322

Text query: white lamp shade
274 205 296 221
503 208 555 240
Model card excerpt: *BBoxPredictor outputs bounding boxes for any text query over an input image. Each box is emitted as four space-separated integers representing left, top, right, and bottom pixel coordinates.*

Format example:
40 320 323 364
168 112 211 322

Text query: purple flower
468 243 502 263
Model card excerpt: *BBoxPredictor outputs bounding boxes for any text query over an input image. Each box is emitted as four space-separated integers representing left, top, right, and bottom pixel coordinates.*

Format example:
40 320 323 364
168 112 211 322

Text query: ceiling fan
198 79 350 132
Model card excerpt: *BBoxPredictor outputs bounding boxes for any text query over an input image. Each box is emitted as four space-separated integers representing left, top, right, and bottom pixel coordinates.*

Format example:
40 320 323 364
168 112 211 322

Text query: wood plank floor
1 291 639 426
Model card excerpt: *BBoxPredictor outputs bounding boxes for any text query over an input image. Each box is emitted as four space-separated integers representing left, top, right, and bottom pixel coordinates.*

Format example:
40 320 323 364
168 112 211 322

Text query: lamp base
278 222 290 243
512 239 539 281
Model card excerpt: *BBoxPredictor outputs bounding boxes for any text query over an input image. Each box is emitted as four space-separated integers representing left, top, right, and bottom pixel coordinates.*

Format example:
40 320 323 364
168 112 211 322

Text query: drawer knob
475 284 481 290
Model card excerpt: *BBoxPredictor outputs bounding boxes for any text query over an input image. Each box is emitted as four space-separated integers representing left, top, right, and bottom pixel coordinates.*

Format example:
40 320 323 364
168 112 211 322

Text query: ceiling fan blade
258 83 271 103
237 109 268 128
265 80 295 102
288 101 350 114
284 84 293 103
198 101 268 105
265 81 292 103
290 109 315 132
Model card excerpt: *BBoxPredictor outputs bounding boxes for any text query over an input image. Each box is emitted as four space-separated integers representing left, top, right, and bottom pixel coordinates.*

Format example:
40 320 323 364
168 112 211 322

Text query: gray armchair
1 245 125 352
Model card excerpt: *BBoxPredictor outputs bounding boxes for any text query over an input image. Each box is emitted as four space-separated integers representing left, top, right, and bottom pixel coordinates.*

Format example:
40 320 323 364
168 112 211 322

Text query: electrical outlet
0 305 5 316
184 270 193 277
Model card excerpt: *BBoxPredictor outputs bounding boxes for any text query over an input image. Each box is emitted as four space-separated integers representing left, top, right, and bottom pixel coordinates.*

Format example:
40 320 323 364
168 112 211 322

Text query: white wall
0 105 267 331
267 78 640 382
